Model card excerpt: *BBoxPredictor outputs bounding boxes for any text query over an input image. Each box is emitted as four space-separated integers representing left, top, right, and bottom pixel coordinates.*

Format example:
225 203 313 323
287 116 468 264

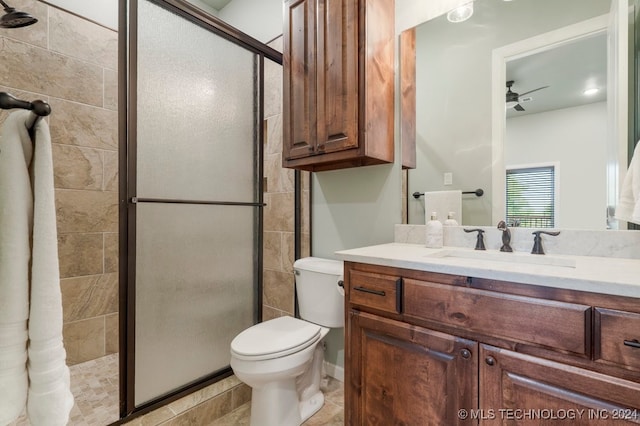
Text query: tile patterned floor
210 376 344 426
10 353 119 426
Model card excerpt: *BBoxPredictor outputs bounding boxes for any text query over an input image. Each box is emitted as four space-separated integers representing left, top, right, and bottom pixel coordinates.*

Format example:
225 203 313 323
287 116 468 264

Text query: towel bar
413 188 484 199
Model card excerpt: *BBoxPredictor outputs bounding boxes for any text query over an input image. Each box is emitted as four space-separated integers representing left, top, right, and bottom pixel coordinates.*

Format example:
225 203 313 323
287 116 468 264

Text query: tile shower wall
0 0 118 365
262 36 311 321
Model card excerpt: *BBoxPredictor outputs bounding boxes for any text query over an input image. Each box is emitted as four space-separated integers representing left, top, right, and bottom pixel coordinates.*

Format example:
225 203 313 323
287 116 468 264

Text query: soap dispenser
425 212 444 248
444 212 459 226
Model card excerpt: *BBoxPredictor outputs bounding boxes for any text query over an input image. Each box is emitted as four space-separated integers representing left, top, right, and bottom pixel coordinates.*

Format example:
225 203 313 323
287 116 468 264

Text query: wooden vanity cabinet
344 262 640 425
282 0 395 172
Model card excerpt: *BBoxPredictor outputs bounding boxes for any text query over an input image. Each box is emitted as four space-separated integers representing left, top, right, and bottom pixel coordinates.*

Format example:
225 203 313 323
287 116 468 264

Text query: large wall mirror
403 0 636 230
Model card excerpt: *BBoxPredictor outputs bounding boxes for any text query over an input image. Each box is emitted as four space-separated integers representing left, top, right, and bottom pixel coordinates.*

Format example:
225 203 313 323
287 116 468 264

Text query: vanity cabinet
282 0 395 172
344 262 640 425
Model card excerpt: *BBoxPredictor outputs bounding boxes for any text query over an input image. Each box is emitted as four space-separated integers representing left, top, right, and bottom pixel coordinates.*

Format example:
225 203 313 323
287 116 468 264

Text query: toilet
230 257 344 426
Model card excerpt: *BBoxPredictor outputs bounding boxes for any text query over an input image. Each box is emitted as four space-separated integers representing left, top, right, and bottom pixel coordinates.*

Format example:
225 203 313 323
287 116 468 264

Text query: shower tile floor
210 376 345 426
10 353 119 426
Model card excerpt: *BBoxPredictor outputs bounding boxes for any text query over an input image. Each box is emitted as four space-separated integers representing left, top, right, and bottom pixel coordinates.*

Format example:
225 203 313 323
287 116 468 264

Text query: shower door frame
118 0 283 420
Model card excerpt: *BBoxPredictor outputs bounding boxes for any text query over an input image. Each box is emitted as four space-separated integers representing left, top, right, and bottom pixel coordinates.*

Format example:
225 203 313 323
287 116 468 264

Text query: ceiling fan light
583 87 599 96
505 100 518 109
447 2 474 23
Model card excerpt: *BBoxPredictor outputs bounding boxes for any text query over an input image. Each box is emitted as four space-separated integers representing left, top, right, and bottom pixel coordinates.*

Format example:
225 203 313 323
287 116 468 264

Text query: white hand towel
0 111 33 425
0 111 74 425
616 142 640 224
424 190 462 225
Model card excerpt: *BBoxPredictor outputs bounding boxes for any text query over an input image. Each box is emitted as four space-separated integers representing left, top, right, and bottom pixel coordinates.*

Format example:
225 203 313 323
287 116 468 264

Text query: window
506 165 556 228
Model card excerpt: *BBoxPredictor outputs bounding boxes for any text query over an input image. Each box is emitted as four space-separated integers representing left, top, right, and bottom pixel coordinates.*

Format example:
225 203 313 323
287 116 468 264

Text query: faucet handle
464 228 486 250
531 230 560 255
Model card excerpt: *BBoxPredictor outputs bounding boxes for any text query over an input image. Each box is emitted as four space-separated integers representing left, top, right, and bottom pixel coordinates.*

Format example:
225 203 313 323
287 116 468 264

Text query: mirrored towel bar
0 91 51 133
412 188 484 199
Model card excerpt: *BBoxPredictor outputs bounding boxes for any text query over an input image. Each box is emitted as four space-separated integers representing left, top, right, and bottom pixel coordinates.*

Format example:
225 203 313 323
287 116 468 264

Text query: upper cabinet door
284 0 317 160
283 0 395 172
315 0 358 154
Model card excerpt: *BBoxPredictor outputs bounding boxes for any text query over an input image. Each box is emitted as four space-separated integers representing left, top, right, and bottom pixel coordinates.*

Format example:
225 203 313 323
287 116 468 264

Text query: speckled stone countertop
336 243 640 299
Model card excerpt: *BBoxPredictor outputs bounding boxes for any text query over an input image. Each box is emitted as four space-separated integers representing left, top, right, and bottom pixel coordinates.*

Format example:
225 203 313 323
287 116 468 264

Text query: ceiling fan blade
518 85 549 97
514 104 525 112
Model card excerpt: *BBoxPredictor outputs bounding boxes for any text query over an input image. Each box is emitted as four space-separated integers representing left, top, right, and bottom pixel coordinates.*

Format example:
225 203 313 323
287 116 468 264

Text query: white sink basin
425 248 577 268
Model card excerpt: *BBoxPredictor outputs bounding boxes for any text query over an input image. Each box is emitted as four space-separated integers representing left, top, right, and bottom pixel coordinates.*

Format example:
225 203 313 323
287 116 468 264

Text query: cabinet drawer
404 279 591 356
348 270 402 314
595 308 640 370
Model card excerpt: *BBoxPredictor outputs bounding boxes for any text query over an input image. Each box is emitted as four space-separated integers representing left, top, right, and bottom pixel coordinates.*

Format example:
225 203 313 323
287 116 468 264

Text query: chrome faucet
497 220 512 252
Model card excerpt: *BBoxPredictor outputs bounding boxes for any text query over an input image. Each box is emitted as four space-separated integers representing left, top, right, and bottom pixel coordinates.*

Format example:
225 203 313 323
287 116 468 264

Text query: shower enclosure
119 0 280 416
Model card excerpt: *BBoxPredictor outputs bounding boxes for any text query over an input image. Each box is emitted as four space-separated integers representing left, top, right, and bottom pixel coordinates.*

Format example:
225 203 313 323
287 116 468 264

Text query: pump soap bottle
425 212 444 248
444 212 459 226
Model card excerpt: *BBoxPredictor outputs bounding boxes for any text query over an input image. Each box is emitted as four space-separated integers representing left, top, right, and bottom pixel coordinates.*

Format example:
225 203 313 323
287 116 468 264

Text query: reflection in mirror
404 0 631 230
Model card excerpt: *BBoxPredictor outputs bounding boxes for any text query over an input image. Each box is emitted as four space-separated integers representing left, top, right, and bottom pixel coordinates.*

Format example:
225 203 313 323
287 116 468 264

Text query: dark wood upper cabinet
283 0 395 172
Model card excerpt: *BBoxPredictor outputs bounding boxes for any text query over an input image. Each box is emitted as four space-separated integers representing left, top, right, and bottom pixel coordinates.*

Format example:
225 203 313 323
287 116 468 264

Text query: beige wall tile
52 143 103 190
49 8 118 70
104 69 118 111
263 269 294 314
263 231 282 271
283 232 295 273
49 98 118 150
61 273 118 322
58 233 103 278
105 313 118 354
63 316 105 365
122 406 175 425
265 153 294 194
168 376 241 416
231 384 251 409
0 37 103 106
262 305 285 321
264 57 282 119
164 391 233 426
55 189 118 233
265 113 282 155
104 232 118 273
103 150 118 191
0 0 47 48
264 192 294 232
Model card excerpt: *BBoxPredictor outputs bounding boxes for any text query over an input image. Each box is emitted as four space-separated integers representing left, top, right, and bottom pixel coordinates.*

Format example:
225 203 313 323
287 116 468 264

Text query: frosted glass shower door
133 0 260 406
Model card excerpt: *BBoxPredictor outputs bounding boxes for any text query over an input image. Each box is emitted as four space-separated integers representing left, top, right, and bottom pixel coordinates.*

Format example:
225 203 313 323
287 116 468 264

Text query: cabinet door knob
485 356 496 366
460 349 471 359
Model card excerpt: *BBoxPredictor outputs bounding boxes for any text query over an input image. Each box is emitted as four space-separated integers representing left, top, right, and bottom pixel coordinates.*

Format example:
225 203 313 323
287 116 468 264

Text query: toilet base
249 379 301 426
299 389 324 423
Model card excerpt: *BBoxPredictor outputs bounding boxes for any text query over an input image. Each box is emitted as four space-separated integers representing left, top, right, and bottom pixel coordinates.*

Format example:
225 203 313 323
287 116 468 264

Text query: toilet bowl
230 257 344 426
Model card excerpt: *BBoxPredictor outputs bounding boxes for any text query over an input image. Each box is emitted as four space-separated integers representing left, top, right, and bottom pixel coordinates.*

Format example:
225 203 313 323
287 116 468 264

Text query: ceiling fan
506 80 549 111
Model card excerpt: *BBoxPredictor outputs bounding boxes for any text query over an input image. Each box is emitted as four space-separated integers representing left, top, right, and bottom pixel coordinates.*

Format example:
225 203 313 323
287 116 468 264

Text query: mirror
404 0 632 230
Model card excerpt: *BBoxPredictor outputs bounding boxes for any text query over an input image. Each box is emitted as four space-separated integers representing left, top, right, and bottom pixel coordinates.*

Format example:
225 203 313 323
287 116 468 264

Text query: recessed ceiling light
583 88 599 96
447 2 474 23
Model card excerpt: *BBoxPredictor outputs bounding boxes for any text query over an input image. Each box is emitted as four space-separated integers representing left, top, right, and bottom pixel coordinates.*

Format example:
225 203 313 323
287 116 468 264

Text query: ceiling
200 0 233 11
506 32 607 118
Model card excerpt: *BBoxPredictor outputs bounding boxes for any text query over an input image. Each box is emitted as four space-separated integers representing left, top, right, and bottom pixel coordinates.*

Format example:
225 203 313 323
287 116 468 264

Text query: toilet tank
294 257 344 328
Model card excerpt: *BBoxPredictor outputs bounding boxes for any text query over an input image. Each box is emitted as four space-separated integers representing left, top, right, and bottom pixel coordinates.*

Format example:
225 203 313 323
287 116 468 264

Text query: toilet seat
231 316 321 361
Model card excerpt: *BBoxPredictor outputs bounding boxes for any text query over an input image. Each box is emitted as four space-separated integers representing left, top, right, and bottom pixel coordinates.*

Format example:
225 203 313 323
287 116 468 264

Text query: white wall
217 0 282 43
44 0 118 30
506 102 608 230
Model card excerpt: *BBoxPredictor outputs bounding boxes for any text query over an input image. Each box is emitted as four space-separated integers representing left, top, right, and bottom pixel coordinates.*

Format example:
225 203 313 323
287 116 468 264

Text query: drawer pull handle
354 286 386 297
624 339 640 349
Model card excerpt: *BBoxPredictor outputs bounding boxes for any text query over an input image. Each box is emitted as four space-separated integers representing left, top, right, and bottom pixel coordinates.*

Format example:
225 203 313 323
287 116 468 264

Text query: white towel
424 190 462 224
0 111 74 425
616 142 640 225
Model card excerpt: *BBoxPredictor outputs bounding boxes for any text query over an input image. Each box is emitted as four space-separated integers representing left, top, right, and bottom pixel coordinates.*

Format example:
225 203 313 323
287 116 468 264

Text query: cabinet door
347 310 478 426
480 345 640 425
315 0 358 154
283 0 317 159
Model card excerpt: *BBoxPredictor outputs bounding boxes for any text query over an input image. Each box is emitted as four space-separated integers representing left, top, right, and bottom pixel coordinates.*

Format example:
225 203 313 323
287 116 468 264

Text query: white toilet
230 257 344 426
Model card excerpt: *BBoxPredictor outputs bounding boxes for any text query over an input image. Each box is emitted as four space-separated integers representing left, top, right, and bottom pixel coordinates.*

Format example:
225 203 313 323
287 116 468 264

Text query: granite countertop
335 243 640 298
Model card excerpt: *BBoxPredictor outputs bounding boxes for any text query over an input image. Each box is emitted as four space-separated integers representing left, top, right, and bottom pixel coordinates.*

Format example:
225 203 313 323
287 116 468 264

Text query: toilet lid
231 316 321 360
